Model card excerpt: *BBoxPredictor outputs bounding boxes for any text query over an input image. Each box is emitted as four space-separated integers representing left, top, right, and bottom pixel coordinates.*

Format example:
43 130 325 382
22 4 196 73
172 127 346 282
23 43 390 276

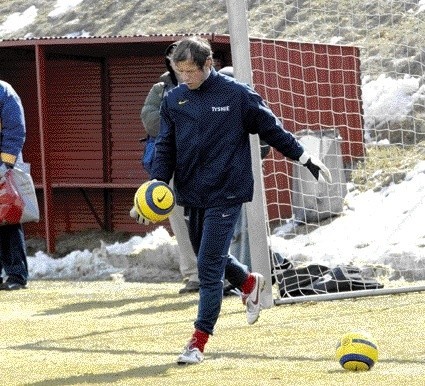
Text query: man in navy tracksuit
148 36 331 364
0 80 28 290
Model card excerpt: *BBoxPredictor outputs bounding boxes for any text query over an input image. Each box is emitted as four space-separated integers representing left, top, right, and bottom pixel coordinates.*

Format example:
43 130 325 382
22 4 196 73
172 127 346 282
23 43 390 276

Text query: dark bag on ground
271 252 293 285
277 264 384 297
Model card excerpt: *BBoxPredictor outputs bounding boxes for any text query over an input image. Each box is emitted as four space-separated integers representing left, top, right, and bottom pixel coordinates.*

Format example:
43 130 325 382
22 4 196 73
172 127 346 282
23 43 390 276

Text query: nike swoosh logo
222 213 231 218
158 193 167 202
178 99 189 105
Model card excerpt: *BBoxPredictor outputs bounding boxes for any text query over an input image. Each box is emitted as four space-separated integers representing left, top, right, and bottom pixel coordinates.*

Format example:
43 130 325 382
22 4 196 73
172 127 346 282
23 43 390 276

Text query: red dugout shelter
0 33 363 253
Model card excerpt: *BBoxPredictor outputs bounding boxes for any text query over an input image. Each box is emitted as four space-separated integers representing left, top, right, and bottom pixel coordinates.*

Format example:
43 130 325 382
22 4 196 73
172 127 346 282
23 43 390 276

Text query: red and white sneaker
243 273 265 325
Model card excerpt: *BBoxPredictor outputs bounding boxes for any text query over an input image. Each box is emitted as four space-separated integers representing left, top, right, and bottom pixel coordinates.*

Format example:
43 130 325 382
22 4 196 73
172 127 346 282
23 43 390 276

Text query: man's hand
299 152 332 184
129 207 150 225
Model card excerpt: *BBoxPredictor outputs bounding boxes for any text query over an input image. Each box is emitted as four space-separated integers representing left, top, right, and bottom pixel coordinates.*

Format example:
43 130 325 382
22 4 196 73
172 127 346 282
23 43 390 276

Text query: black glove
299 152 332 184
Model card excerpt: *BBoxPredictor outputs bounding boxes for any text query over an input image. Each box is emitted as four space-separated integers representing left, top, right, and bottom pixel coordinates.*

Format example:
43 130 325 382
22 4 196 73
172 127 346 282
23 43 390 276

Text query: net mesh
242 0 425 299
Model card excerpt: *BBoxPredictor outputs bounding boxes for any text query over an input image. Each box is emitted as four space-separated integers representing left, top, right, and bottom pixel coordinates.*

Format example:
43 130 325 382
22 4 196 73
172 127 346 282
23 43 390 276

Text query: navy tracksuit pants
185 203 250 335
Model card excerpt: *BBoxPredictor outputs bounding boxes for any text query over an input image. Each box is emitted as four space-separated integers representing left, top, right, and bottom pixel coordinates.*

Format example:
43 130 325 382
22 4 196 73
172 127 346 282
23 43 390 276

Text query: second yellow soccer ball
336 331 378 371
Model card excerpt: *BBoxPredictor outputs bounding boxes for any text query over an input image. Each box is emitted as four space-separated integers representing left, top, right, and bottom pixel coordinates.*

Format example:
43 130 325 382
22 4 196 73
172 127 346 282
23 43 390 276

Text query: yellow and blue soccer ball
134 180 175 223
336 331 378 371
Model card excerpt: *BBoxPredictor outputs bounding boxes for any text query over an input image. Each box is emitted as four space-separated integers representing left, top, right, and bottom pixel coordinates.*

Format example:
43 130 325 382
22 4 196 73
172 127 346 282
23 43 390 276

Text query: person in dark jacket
148 36 331 365
0 80 28 290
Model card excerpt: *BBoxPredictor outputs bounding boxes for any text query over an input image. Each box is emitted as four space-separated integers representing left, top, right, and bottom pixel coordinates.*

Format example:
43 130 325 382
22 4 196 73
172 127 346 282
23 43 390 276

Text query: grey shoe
179 280 200 294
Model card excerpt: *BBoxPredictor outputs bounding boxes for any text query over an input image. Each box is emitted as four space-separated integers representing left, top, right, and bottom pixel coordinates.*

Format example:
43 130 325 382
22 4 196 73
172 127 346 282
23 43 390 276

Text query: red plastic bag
0 169 24 224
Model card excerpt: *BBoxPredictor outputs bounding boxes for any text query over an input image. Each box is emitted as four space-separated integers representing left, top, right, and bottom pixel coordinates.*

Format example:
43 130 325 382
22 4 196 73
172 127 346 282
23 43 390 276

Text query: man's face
175 58 212 90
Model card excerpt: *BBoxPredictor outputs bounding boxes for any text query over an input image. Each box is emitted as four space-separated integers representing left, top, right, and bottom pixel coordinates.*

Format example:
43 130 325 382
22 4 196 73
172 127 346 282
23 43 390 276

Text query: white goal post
226 0 274 308
225 0 425 306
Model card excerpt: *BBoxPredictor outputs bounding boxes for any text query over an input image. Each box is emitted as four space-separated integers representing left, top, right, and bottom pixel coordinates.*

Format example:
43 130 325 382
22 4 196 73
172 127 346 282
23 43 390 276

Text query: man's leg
0 224 28 290
177 204 242 364
193 204 243 334
177 203 265 364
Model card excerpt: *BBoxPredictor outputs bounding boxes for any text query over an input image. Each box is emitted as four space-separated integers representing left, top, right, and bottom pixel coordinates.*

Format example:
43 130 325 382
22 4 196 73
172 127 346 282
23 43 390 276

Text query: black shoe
0 282 27 291
179 281 200 294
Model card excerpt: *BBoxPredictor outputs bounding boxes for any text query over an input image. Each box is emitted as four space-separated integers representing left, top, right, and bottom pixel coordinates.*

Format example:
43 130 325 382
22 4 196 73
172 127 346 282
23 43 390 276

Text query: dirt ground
0 280 424 386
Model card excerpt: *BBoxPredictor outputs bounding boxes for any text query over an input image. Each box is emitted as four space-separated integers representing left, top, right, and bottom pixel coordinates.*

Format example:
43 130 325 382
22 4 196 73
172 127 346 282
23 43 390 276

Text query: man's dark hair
172 36 213 70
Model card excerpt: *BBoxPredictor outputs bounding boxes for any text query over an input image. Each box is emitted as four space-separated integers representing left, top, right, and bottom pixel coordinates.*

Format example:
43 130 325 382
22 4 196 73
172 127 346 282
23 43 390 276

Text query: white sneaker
243 273 265 325
177 345 204 365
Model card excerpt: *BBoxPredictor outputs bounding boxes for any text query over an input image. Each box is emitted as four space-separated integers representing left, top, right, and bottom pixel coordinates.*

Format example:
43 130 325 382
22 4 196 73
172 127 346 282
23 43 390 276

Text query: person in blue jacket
0 80 28 290
138 42 200 295
147 36 332 365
